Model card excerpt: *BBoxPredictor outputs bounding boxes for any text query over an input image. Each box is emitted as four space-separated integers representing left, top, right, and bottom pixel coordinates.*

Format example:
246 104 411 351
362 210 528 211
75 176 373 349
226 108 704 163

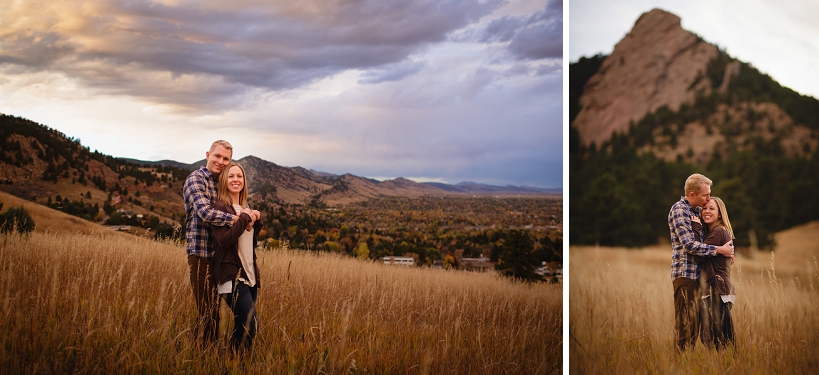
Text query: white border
562 0 570 373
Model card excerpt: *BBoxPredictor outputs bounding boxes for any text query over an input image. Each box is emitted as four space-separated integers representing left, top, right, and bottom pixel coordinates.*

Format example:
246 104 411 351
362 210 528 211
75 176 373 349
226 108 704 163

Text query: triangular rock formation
573 8 719 147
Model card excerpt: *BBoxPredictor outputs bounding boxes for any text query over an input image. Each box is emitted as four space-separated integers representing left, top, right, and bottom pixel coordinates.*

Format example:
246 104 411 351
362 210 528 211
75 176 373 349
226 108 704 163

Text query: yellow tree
442 254 455 269
356 241 370 260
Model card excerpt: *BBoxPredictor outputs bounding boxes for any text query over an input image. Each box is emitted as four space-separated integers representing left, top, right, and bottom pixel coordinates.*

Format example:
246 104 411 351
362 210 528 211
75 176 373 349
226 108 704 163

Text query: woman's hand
241 207 256 231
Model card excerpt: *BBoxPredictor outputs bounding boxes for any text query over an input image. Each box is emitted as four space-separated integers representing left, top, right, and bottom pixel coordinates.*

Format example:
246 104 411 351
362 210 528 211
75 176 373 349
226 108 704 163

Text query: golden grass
767 221 819 282
0 229 561 374
570 238 819 374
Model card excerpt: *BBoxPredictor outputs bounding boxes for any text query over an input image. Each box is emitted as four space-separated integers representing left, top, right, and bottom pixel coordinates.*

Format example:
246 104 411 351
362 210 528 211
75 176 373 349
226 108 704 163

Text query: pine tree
0 205 36 234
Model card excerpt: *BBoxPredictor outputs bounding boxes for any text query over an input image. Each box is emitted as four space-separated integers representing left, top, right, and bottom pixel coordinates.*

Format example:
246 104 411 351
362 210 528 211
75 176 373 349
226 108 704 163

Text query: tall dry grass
0 230 561 374
569 244 819 374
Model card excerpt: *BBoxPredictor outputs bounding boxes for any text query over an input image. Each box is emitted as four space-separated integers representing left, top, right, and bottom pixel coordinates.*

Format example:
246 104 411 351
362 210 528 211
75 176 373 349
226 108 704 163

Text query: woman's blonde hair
216 162 247 208
708 197 734 239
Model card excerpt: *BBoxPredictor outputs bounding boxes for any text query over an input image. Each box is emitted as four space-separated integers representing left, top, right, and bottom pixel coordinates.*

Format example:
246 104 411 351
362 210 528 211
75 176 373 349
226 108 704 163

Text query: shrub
0 205 36 234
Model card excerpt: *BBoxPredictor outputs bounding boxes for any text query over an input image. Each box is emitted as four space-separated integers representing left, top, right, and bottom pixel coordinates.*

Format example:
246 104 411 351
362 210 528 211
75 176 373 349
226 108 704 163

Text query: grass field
569 225 819 374
0 221 561 374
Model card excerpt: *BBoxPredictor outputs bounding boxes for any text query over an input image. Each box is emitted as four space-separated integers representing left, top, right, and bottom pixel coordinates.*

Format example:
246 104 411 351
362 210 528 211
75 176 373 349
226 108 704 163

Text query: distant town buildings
459 254 494 272
536 261 563 277
382 256 415 267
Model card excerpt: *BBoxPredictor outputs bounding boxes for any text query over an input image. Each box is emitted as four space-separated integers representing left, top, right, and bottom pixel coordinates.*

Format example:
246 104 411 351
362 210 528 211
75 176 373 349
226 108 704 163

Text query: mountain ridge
0 113 557 228
124 157 558 196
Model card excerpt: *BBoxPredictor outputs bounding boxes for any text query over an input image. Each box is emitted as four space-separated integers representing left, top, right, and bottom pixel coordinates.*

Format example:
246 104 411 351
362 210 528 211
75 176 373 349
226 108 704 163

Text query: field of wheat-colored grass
0 227 561 374
570 229 819 374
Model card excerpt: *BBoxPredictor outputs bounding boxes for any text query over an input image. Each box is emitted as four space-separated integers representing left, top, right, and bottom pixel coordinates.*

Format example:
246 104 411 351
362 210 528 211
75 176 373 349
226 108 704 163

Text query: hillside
0 115 188 228
237 157 459 206
0 190 94 234
769 220 819 281
569 8 819 249
0 190 137 237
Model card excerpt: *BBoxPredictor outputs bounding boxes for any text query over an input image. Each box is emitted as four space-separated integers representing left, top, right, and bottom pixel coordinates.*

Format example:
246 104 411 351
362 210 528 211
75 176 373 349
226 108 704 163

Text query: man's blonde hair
684 173 712 195
209 140 233 154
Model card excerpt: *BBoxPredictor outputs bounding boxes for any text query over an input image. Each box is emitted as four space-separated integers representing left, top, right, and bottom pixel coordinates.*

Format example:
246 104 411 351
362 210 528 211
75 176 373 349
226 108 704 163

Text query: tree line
256 196 562 281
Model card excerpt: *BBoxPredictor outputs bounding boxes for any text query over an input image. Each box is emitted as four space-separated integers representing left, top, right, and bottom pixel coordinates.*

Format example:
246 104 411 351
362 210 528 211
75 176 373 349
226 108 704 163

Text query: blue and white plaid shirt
669 196 716 280
184 166 235 258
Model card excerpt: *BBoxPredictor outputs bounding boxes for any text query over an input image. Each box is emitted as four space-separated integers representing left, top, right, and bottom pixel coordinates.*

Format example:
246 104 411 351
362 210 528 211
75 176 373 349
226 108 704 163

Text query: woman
698 197 735 349
211 162 263 353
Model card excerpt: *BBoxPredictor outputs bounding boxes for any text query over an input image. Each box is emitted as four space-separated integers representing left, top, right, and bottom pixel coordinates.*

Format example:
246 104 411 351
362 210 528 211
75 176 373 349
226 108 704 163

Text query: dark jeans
221 281 259 351
701 294 735 350
188 255 220 347
673 277 701 351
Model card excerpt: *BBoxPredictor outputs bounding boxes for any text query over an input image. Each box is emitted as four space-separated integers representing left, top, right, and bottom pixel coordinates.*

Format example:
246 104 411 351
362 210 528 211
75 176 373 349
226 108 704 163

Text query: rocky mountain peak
573 8 719 147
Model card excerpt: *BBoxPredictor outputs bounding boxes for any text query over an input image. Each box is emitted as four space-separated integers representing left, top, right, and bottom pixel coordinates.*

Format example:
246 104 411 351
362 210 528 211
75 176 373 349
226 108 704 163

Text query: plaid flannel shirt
184 166 235 258
669 196 716 280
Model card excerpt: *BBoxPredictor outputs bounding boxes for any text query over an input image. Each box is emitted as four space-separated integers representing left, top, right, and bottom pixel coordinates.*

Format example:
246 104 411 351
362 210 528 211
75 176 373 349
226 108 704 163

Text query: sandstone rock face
573 8 719 147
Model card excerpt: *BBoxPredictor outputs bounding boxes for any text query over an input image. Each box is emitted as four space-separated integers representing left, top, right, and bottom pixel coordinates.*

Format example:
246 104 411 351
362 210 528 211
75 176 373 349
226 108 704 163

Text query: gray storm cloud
479 1 562 60
0 0 512 110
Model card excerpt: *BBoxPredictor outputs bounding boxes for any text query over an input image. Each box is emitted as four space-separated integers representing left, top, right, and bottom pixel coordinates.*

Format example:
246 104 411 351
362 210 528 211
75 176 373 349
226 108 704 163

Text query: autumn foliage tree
356 241 370 260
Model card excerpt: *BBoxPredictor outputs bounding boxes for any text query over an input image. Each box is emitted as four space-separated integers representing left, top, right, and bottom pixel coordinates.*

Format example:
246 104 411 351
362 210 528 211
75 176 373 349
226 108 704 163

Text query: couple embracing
669 173 736 351
183 140 264 354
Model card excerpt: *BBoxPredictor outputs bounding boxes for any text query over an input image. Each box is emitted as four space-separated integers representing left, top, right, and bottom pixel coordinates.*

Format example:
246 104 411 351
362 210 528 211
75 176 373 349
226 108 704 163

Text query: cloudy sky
0 0 562 189
570 0 819 99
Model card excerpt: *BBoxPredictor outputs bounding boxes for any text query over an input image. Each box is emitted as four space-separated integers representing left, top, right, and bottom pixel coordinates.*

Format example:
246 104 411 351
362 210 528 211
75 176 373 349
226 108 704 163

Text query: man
668 173 734 351
183 140 256 346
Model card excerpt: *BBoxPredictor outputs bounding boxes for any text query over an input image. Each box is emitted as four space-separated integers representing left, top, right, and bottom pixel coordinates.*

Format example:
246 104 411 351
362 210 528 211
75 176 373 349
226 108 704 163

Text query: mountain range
0 114 557 226
117 156 558 205
121 155 562 203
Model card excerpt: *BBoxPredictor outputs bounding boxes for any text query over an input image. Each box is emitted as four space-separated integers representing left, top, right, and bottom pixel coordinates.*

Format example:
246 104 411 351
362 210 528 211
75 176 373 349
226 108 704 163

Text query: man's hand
716 240 735 260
